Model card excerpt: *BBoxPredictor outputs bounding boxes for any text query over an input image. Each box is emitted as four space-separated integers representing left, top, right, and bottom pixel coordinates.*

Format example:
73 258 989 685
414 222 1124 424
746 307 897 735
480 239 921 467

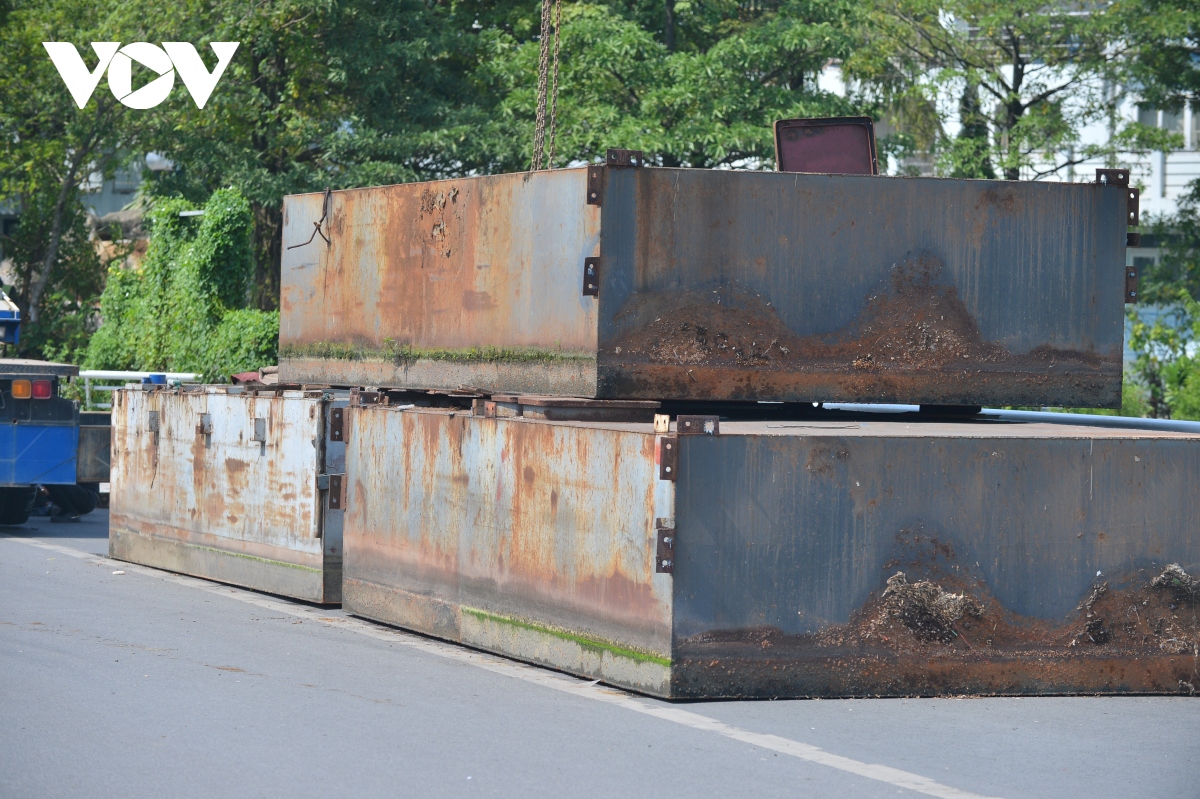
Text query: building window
1138 104 1191 149
1138 104 1158 128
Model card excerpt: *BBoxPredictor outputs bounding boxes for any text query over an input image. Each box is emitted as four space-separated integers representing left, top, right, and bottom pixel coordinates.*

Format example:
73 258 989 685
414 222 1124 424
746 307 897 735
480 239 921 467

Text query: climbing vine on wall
84 188 278 381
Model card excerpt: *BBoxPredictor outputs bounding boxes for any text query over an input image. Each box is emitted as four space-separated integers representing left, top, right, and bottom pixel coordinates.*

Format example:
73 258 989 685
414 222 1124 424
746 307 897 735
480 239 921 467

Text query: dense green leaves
846 0 1179 180
470 1 860 171
84 188 278 381
2 0 1199 413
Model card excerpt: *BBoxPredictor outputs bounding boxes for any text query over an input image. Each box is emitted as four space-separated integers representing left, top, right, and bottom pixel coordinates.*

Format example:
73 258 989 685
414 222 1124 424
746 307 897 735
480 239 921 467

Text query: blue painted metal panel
0 423 78 485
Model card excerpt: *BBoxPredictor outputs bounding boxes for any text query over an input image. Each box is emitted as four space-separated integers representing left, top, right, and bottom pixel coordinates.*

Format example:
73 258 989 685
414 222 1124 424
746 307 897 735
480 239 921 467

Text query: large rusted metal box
108 385 348 603
280 166 1133 407
341 405 1199 698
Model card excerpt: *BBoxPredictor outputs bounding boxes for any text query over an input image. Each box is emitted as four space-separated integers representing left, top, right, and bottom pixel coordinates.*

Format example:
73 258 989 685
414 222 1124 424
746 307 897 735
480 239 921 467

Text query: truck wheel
47 484 100 518
0 486 37 526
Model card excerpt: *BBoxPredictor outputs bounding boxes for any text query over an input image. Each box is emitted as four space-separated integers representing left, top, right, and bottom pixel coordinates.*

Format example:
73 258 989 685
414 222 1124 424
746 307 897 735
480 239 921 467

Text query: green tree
469 0 862 172
1125 295 1200 420
85 187 278 381
0 0 154 354
1121 0 1200 419
847 0 1176 180
141 0 477 308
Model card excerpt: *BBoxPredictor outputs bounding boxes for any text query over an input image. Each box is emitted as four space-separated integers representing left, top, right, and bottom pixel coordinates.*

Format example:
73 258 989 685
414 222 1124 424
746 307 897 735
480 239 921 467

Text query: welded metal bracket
658 435 678 481
586 165 604 206
586 149 644 206
1096 169 1141 303
677 415 720 435
198 413 213 449
330 407 344 441
1125 187 1140 226
352 390 382 407
607 149 645 167
655 521 675 574
583 257 600 296
327 473 345 510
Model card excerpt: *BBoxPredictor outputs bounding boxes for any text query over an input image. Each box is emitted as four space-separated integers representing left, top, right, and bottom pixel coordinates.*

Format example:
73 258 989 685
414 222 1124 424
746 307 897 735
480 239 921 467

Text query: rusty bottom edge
343 576 672 696
598 363 1121 407
109 526 339 604
673 564 1199 699
280 357 598 396
280 356 1118 407
670 651 1197 699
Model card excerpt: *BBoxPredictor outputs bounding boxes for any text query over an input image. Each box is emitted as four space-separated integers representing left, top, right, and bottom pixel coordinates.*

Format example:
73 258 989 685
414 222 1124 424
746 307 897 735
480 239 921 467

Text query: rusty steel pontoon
279 161 1139 408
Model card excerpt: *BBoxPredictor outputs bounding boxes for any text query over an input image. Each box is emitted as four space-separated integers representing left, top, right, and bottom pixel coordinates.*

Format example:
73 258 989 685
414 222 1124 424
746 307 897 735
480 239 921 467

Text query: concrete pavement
2 511 1196 798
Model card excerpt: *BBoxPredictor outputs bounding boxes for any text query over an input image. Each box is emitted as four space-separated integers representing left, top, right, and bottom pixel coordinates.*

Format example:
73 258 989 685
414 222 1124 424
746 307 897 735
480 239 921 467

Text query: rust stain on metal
280 171 600 361
282 167 1126 406
110 387 325 569
674 561 1200 698
343 408 672 657
601 256 1120 405
607 257 1115 375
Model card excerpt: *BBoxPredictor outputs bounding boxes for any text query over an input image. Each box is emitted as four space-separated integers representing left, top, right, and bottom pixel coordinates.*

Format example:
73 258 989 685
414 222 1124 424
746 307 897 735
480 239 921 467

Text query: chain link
546 0 562 169
531 0 562 172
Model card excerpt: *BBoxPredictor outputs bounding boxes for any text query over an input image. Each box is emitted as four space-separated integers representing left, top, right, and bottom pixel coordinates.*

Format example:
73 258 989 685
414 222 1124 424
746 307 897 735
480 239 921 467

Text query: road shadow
1 508 110 557
8 507 110 540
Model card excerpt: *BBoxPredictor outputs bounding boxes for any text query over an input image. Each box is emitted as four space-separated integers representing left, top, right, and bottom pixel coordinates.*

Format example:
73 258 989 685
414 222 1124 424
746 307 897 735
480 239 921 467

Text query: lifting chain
530 0 562 171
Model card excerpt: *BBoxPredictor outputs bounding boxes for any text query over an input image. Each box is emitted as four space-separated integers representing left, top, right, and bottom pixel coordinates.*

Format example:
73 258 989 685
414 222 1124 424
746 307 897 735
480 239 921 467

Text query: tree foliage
3 0 1200 412
84 187 277 380
0 0 157 355
846 0 1177 180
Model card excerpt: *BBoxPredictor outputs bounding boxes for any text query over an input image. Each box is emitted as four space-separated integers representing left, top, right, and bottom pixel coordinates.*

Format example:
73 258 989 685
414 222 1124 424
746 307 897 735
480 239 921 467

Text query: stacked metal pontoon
110 160 1200 697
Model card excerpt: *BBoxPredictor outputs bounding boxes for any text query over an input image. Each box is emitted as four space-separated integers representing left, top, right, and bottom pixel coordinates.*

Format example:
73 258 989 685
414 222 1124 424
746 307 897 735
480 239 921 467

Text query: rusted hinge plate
330 407 344 441
586 150 644 206
655 525 675 574
1125 187 1140 227
1095 168 1129 187
677 415 720 435
586 165 604 206
1126 264 1139 304
658 435 678 481
328 473 345 510
583 257 600 297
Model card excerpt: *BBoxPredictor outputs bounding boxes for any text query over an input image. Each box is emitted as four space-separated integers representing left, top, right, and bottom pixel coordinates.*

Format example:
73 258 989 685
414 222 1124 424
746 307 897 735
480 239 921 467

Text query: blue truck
0 294 106 525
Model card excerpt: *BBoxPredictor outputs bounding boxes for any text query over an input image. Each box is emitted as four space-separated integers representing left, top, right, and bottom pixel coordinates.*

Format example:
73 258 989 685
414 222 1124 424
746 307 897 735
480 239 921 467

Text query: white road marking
4 534 1001 799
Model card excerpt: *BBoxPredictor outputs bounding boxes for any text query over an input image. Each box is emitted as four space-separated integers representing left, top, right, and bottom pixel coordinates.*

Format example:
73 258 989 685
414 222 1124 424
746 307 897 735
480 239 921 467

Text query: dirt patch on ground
607 256 1114 374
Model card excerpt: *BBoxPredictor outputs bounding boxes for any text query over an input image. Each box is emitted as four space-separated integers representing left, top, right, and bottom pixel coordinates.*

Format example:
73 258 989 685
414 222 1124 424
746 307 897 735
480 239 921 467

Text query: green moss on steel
191 544 322 573
280 341 595 365
461 606 672 668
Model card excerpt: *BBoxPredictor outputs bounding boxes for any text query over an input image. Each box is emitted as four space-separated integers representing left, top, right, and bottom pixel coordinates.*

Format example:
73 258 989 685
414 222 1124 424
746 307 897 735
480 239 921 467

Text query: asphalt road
2 510 1197 799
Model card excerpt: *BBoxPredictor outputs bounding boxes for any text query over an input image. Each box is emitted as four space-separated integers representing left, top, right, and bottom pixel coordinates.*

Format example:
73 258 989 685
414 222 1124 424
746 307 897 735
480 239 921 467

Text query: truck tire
0 486 37 526
47 484 100 518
